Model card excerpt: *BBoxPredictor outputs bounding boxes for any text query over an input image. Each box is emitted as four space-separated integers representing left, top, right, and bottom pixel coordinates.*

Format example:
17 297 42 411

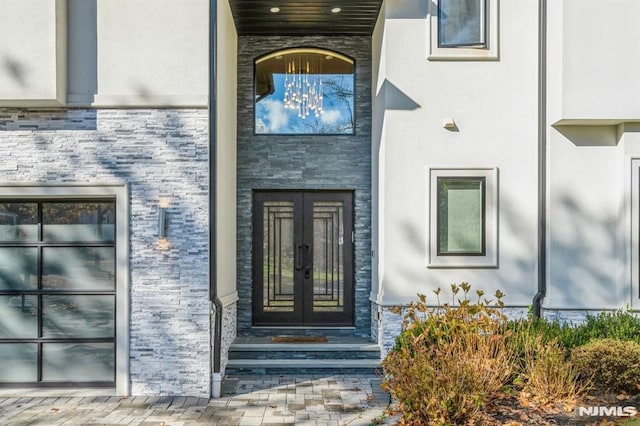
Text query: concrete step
230 342 380 352
225 337 382 375
225 358 381 375
229 342 380 360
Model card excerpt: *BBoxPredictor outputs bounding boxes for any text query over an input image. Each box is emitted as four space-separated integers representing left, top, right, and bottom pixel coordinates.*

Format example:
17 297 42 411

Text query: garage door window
0 200 116 386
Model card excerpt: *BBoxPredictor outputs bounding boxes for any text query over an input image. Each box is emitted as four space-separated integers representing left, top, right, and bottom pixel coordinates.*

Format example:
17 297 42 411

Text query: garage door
0 200 116 386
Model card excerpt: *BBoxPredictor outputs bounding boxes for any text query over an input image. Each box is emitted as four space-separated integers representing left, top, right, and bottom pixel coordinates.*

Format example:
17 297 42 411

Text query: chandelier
283 57 324 119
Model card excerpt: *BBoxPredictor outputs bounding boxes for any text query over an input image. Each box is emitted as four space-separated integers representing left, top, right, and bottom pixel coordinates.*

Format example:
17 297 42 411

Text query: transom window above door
254 48 355 135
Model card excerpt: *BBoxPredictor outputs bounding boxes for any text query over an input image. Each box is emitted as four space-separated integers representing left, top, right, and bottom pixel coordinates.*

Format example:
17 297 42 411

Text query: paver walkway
0 375 391 425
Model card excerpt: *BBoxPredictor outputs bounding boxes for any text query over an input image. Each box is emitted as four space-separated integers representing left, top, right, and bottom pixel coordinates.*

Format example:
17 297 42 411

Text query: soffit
228 0 383 36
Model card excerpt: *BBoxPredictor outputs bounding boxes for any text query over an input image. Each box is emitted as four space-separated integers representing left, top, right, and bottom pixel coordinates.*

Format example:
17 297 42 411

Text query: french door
252 191 354 326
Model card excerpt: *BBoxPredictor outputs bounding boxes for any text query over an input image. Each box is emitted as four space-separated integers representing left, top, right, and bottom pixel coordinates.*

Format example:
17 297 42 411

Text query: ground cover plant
381 283 640 425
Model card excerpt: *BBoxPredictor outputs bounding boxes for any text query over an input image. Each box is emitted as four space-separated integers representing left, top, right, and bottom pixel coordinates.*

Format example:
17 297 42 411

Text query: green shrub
579 310 640 344
507 308 640 353
382 283 515 424
570 338 640 394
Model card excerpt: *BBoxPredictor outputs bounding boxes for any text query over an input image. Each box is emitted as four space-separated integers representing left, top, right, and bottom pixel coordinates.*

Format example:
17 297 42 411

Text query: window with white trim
429 0 499 61
428 168 498 267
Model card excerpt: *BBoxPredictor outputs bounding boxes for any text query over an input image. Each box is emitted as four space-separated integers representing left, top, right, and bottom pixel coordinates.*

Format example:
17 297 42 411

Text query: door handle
295 244 303 270
303 244 312 279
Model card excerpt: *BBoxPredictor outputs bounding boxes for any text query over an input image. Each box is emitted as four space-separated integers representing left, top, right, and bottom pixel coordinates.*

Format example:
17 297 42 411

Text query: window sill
428 47 499 62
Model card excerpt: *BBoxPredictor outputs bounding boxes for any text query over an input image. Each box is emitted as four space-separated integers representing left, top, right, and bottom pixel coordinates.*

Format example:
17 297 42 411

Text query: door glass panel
0 247 38 290
43 295 115 338
43 202 115 242
42 343 114 382
0 203 37 241
0 344 37 382
42 247 115 290
262 202 295 313
312 202 345 312
0 295 38 338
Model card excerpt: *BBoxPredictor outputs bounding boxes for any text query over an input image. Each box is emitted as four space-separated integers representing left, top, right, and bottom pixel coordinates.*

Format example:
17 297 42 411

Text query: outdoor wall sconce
442 117 457 130
158 206 169 238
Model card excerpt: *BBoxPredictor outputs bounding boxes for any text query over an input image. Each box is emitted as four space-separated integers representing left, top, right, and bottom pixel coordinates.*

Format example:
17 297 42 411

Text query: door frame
251 190 355 327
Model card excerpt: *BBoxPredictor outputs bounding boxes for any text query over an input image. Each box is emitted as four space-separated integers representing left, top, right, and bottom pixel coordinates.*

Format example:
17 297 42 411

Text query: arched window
255 48 355 135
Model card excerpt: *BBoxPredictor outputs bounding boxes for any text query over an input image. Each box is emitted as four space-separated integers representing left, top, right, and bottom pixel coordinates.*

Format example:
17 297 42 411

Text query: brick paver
0 375 390 425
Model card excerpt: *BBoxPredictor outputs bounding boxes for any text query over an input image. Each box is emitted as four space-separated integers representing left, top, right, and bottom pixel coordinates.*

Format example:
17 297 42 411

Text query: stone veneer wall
236 36 373 337
542 309 598 326
219 302 237 375
0 109 211 396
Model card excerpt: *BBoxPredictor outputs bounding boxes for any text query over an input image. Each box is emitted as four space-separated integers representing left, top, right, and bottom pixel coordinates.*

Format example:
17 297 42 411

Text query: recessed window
254 48 355 135
437 177 485 255
438 0 486 48
428 168 498 268
429 0 498 61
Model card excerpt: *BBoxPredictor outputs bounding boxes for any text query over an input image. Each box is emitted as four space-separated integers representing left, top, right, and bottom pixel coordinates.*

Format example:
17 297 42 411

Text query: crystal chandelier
283 57 324 119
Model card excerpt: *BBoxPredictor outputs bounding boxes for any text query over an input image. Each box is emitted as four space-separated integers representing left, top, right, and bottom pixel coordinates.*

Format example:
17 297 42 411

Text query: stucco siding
372 0 539 308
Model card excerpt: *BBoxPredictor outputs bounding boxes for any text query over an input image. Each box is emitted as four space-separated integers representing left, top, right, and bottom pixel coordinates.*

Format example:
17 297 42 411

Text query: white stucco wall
216 0 238 303
545 1 640 311
373 0 539 307
67 0 208 107
371 3 386 302
559 0 640 122
546 129 624 308
0 0 66 106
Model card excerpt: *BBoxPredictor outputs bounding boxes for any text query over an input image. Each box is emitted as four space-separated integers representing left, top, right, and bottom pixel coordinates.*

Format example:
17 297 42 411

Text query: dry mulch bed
482 392 640 425
384 392 640 425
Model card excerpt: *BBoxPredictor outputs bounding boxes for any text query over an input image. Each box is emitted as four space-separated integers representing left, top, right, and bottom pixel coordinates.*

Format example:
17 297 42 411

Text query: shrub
579 310 640 345
570 338 640 394
507 308 640 353
518 335 585 404
382 283 515 424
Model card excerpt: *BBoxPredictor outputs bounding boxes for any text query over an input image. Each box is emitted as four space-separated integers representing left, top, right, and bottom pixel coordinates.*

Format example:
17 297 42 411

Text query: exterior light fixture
442 117 457 130
270 7 280 13
283 54 324 119
158 197 170 238
158 206 168 238
331 7 342 13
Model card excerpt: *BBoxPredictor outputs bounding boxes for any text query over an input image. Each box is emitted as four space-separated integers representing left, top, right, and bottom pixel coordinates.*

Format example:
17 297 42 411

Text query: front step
225 337 382 375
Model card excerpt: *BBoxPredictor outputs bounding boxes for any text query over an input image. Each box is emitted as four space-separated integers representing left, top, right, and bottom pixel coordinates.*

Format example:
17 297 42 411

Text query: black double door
252 191 354 326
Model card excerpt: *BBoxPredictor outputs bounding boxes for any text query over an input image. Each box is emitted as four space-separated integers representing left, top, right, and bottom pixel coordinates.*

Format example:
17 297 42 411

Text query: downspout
209 0 224 398
533 0 547 317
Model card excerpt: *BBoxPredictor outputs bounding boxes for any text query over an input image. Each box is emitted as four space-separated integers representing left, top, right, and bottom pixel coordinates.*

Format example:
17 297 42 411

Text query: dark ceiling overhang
228 1 384 36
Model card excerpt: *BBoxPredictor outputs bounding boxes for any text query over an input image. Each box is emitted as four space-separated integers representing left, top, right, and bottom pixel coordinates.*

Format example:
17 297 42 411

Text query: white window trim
428 0 499 61
0 183 130 395
427 167 498 268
